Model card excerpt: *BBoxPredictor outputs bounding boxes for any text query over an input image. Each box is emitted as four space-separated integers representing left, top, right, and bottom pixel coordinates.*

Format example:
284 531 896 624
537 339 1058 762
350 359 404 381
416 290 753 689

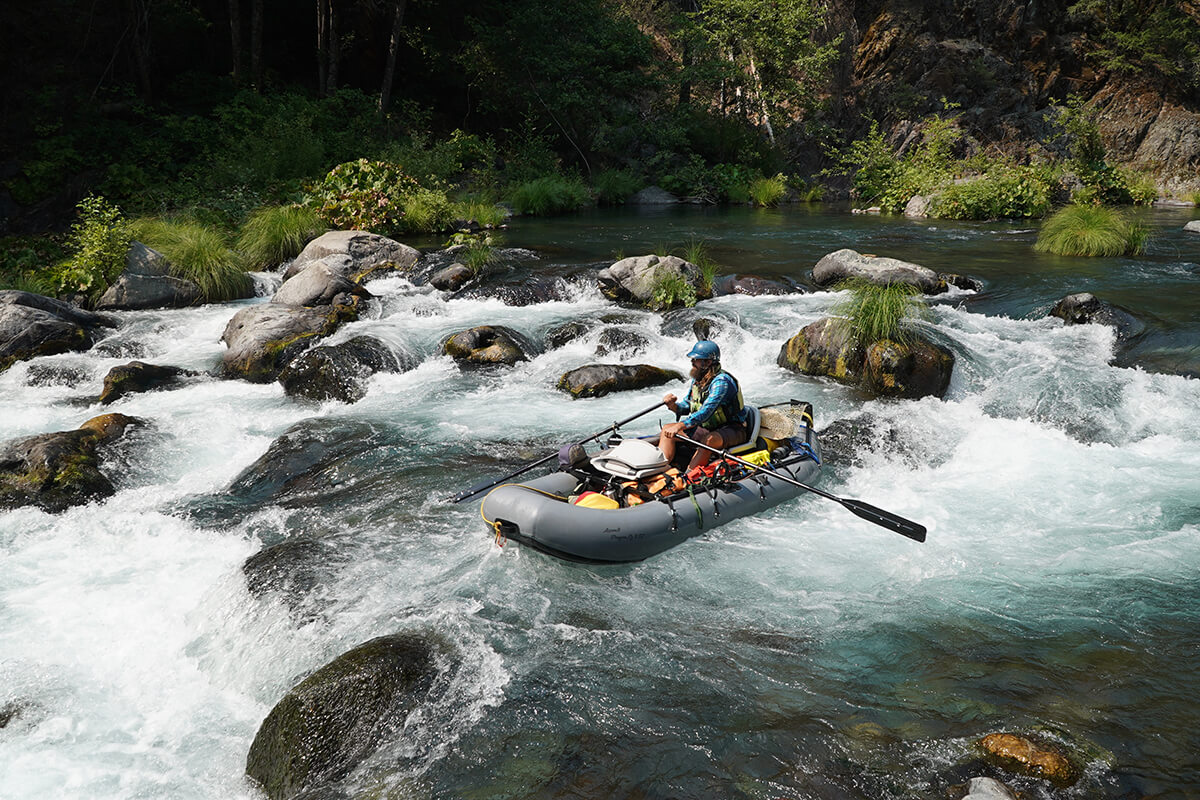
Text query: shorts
689 420 749 448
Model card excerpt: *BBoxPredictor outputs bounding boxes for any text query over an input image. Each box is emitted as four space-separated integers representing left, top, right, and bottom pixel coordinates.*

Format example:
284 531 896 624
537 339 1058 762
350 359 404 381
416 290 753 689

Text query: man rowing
655 340 750 478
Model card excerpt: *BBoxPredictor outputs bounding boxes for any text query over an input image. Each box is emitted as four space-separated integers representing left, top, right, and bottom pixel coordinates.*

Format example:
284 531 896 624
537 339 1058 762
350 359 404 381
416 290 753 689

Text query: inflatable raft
479 405 822 563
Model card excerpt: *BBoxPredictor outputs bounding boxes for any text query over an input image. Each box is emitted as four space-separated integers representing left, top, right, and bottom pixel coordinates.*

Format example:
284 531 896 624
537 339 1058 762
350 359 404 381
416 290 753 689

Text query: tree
378 0 408 115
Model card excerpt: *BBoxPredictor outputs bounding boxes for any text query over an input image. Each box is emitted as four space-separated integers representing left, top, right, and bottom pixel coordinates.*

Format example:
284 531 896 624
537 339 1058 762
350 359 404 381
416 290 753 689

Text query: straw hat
757 407 797 441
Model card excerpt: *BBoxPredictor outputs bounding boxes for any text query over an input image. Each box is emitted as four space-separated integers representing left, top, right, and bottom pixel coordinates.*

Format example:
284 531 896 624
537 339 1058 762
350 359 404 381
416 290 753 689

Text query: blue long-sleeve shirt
676 372 746 428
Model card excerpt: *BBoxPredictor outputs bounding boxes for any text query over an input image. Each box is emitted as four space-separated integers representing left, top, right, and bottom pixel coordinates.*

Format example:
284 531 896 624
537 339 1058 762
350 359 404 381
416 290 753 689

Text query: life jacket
687 368 745 429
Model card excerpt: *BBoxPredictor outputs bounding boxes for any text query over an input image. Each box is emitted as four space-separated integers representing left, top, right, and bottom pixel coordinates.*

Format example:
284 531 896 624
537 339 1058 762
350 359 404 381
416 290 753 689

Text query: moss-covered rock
277 336 412 404
979 732 1080 787
441 325 531 366
556 363 684 398
777 317 865 381
99 361 198 404
245 632 446 800
596 254 706 308
220 299 360 382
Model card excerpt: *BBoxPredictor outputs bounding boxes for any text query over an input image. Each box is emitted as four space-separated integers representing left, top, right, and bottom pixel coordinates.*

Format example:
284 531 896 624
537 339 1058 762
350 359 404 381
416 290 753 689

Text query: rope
478 483 569 547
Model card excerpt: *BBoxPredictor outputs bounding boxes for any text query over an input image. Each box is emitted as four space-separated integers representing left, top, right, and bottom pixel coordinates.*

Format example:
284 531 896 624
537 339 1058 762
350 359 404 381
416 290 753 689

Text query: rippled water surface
2 205 1199 799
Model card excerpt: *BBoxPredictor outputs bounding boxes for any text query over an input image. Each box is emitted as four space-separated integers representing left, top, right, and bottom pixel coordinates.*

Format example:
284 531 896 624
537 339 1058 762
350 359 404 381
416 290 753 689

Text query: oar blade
840 498 927 542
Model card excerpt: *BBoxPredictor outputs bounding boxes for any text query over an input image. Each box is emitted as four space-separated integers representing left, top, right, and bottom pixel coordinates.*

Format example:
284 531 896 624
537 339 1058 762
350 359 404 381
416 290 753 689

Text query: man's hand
661 420 686 440
663 392 678 413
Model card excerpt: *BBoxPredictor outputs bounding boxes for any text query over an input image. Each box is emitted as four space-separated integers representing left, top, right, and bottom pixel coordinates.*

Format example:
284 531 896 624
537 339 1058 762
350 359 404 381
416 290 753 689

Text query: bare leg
687 428 725 470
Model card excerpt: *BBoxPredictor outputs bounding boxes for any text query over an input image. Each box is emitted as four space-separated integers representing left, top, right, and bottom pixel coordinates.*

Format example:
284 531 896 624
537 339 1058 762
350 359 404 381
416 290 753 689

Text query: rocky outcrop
557 363 684 398
979 732 1079 787
220 300 361 383
628 186 679 204
284 230 420 283
0 291 117 372
99 361 198 404
246 633 448 800
0 413 141 512
812 249 948 294
778 317 954 400
277 335 412 403
96 241 204 310
441 325 532 366
597 254 707 308
1049 292 1142 334
429 263 474 291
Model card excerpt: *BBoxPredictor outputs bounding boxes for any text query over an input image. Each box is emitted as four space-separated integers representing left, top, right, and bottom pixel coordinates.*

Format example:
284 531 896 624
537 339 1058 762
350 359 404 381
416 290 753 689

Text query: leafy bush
1033 205 1148 256
129 217 252 300
508 175 591 215
650 272 697 310
748 174 787 207
832 113 962 211
0 234 67 294
52 196 130 300
237 205 326 270
833 279 927 345
306 159 459 236
933 165 1054 219
593 169 642 205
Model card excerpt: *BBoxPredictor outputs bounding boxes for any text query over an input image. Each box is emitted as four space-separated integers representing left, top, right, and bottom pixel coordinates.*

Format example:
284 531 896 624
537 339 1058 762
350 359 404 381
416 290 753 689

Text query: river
1 204 1198 799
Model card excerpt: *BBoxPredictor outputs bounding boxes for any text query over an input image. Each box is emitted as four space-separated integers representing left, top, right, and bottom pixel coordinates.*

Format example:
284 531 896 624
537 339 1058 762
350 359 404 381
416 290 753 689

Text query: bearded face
690 358 713 380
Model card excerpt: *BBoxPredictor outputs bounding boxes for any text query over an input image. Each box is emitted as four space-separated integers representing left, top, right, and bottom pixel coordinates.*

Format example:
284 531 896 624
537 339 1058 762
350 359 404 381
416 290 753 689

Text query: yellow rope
478 483 570 546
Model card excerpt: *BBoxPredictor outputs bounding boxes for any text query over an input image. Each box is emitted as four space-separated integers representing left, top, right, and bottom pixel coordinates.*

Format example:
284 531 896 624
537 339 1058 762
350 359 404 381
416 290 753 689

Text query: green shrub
508 176 591 216
452 199 508 228
650 272 697 310
748 174 787 207
1033 205 1148 257
932 164 1053 219
833 279 927 345
306 159 422 236
0 234 65 294
237 205 326 270
1191 192 1200 207
129 217 252 300
400 186 456 233
593 169 642 205
52 196 130 300
676 238 718 295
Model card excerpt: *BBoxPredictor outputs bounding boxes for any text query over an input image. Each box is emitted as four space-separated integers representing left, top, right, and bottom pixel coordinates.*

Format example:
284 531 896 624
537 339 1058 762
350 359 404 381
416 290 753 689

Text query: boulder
450 277 566 306
812 249 948 294
245 633 446 800
99 361 197 404
429 263 474 291
545 321 590 350
595 328 650 356
1184 220 1200 233
96 241 205 311
0 291 119 372
712 274 798 296
961 777 1018 800
0 413 142 512
221 300 360 383
862 338 955 399
557 363 684 398
285 230 420 282
441 325 531 366
273 257 372 307
1049 293 1145 341
277 336 411 404
777 317 865 382
979 732 1079 787
904 194 933 218
596 254 706 308
628 186 679 205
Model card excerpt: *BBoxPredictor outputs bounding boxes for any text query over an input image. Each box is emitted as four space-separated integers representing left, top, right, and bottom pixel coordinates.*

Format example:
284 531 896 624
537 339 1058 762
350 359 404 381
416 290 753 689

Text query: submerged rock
811 248 948 295
960 777 1018 800
441 325 531 366
557 363 683 398
0 291 117 372
1049 292 1145 341
245 633 446 800
979 732 1079 787
545 321 590 350
0 413 142 512
712 274 799 296
220 300 360 383
277 335 412 403
99 361 198 404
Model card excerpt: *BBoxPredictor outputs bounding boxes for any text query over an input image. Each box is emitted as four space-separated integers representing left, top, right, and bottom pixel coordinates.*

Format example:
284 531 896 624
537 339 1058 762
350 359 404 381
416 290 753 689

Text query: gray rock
221 302 359 383
963 777 1018 800
1185 220 1200 233
0 290 117 329
595 327 650 356
1049 292 1145 340
277 336 411 403
812 248 948 294
557 363 684 398
285 230 420 282
245 633 448 800
713 274 798 296
628 186 679 205
545 321 590 350
0 290 120 371
430 263 474 291
97 272 202 310
99 361 198 404
597 254 705 308
273 258 371 307
441 325 532 366
904 194 932 218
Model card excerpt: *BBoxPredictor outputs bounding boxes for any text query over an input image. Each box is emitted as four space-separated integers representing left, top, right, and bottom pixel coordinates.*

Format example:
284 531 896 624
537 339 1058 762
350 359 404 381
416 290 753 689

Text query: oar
676 434 927 542
448 401 667 504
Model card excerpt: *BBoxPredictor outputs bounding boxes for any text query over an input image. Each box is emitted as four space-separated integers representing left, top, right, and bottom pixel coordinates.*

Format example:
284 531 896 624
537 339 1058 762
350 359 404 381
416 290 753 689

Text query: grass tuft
1033 205 1148 256
748 174 787 207
832 278 926 345
236 205 326 271
508 176 591 216
676 238 718 295
593 169 643 205
129 217 252 301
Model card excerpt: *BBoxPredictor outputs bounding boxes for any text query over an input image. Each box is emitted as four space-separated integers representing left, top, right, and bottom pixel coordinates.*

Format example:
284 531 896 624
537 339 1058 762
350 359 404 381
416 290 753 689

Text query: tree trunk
377 0 407 115
250 0 263 90
748 54 774 145
229 0 243 84
316 0 328 96
327 0 340 92
127 0 154 101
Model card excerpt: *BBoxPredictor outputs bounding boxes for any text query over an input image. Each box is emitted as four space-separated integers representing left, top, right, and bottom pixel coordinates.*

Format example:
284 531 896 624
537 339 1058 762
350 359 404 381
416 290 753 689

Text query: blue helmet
687 340 720 361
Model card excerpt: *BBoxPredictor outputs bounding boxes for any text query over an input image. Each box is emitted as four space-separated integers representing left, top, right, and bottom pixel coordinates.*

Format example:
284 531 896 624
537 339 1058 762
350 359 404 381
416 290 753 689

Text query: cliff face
826 0 1200 187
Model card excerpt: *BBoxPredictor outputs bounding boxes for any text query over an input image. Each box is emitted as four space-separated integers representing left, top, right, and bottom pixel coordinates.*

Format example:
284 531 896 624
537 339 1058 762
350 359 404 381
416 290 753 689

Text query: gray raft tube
479 424 822 564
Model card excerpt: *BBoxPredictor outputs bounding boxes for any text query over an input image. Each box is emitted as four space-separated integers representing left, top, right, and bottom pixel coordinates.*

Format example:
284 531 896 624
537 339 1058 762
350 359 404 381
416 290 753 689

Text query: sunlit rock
777 318 865 382
429 263 473 291
277 335 413 403
441 325 531 366
979 732 1079 787
0 413 142 512
597 254 707 309
0 290 117 372
273 256 372 307
220 299 360 383
812 248 948 294
99 361 198 404
556 363 684 398
245 633 447 800
96 241 206 311
960 776 1018 799
1185 220 1200 233
1049 292 1144 341
545 320 590 350
284 230 420 282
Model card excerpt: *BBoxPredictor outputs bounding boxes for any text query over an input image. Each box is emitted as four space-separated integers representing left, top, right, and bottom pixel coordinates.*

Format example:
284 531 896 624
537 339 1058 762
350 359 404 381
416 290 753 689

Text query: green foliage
748 174 787 207
129 217 251 300
53 196 130 299
451 232 504 277
1069 1 1200 98
400 187 456 234
306 159 459 236
508 176 591 216
933 164 1054 220
1033 205 1149 257
236 205 326 271
593 170 643 205
831 116 962 211
832 279 927 346
383 130 499 189
657 157 759 204
676 238 718 295
650 272 698 310
0 234 67 294
452 199 508 229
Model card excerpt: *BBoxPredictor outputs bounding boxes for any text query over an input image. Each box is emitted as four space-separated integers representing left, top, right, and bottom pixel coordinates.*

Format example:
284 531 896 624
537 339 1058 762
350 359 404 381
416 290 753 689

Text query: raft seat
728 406 762 456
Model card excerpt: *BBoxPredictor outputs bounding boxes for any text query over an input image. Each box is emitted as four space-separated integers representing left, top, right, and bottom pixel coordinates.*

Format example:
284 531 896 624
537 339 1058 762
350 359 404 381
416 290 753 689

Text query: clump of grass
748 173 787 207
1033 205 1148 257
508 176 590 216
593 169 642 205
401 187 456 233
236 205 326 271
129 217 252 301
1189 192 1200 207
677 238 718 295
833 278 927 345
650 272 697 310
453 199 507 228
